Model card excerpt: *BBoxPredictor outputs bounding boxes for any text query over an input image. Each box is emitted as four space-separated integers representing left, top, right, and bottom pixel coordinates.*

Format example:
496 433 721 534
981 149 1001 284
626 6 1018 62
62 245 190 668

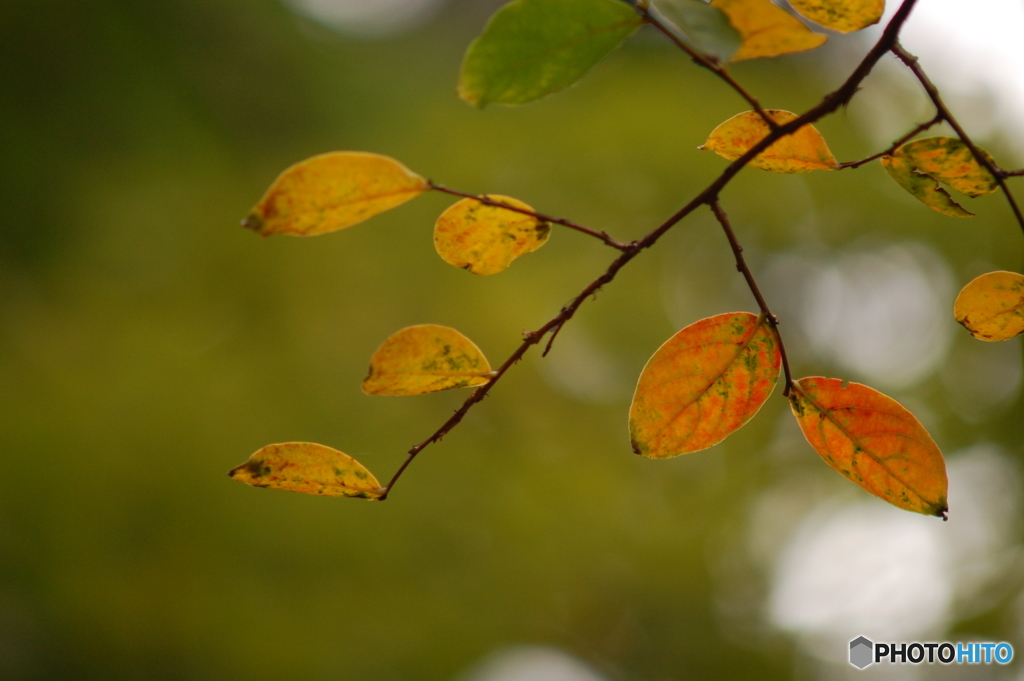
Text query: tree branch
378 0 922 500
709 200 794 394
639 5 779 131
891 42 1024 237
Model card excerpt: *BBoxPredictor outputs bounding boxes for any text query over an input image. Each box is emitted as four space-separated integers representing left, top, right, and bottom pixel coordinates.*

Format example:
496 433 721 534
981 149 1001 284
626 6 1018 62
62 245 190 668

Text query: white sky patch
285 0 450 37
875 0 1024 158
765 445 1023 663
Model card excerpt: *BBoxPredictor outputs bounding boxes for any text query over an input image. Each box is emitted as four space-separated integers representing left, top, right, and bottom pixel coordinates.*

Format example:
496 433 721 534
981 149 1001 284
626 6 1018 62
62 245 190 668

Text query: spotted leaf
228 442 383 499
789 377 948 517
953 271 1024 341
363 325 493 396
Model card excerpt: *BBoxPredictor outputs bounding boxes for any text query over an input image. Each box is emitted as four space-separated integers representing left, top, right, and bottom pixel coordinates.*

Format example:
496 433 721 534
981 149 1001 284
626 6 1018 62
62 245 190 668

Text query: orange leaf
243 151 428 237
228 442 383 499
629 312 781 458
789 377 948 517
700 109 837 173
953 270 1024 341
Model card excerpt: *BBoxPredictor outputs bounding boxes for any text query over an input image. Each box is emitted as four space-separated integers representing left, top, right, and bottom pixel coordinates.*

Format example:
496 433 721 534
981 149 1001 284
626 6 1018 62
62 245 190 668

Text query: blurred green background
1 1 1022 679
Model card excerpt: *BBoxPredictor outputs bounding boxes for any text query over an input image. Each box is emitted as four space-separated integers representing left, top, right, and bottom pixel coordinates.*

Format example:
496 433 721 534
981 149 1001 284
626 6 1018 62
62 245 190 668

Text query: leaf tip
241 212 266 235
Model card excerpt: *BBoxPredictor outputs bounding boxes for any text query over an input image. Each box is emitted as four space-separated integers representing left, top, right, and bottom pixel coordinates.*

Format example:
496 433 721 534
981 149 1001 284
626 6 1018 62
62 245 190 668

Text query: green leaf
896 136 999 198
653 0 741 63
458 0 644 108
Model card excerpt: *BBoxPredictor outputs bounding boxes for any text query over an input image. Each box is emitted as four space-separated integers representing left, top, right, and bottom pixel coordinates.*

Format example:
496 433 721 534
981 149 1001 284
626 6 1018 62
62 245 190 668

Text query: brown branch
891 42 1024 237
428 181 630 251
639 6 779 131
837 113 944 169
1002 169 1024 178
709 200 794 394
378 0 922 500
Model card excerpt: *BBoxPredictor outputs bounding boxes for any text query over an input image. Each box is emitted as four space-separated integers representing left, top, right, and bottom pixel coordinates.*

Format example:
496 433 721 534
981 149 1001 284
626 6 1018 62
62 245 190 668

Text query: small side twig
836 113 944 169
709 200 794 394
428 181 630 250
639 6 779 132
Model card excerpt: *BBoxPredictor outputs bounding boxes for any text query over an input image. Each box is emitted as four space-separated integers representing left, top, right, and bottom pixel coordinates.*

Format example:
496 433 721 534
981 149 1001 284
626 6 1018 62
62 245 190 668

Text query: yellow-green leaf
700 109 838 173
880 154 974 217
787 0 883 33
242 151 428 237
953 271 1024 341
896 137 999 198
228 442 383 499
789 377 948 517
434 195 550 275
362 324 493 396
711 0 827 61
630 312 781 459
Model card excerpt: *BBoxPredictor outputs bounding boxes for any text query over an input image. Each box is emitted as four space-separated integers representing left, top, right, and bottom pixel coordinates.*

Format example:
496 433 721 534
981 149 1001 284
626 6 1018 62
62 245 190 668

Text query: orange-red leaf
228 442 383 499
629 312 781 458
789 377 948 517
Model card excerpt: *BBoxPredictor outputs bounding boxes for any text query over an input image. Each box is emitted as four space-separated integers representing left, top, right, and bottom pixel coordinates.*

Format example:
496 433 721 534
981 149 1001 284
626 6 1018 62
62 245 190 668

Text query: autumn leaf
458 0 643 108
880 154 974 217
789 377 948 517
654 0 742 63
710 0 827 61
242 152 428 237
953 271 1024 341
896 136 999 198
629 312 781 459
701 109 838 173
228 442 383 499
434 195 550 275
787 0 883 33
363 325 493 396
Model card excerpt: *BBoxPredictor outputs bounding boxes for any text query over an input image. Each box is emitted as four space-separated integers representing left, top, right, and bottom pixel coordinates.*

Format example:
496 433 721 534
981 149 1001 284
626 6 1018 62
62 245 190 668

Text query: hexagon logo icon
849 636 874 669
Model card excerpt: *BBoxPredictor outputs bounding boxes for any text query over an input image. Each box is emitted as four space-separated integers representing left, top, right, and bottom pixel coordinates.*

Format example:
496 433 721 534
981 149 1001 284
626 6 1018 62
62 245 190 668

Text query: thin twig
709 200 794 394
1002 169 1024 178
428 181 630 250
640 6 779 131
837 113 944 169
891 42 1024 237
380 0 922 500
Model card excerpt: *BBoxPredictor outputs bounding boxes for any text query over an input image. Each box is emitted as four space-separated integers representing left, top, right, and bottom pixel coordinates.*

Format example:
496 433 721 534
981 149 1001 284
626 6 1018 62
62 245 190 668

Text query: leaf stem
428 181 630 250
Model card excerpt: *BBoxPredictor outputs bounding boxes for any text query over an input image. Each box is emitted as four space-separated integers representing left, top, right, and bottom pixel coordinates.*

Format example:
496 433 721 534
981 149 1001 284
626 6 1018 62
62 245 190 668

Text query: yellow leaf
787 0 883 33
242 151 428 237
434 195 550 275
711 0 827 61
228 442 383 499
629 312 781 458
362 324 493 395
880 155 974 217
953 270 1024 342
896 137 999 198
700 109 838 173
789 377 948 517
